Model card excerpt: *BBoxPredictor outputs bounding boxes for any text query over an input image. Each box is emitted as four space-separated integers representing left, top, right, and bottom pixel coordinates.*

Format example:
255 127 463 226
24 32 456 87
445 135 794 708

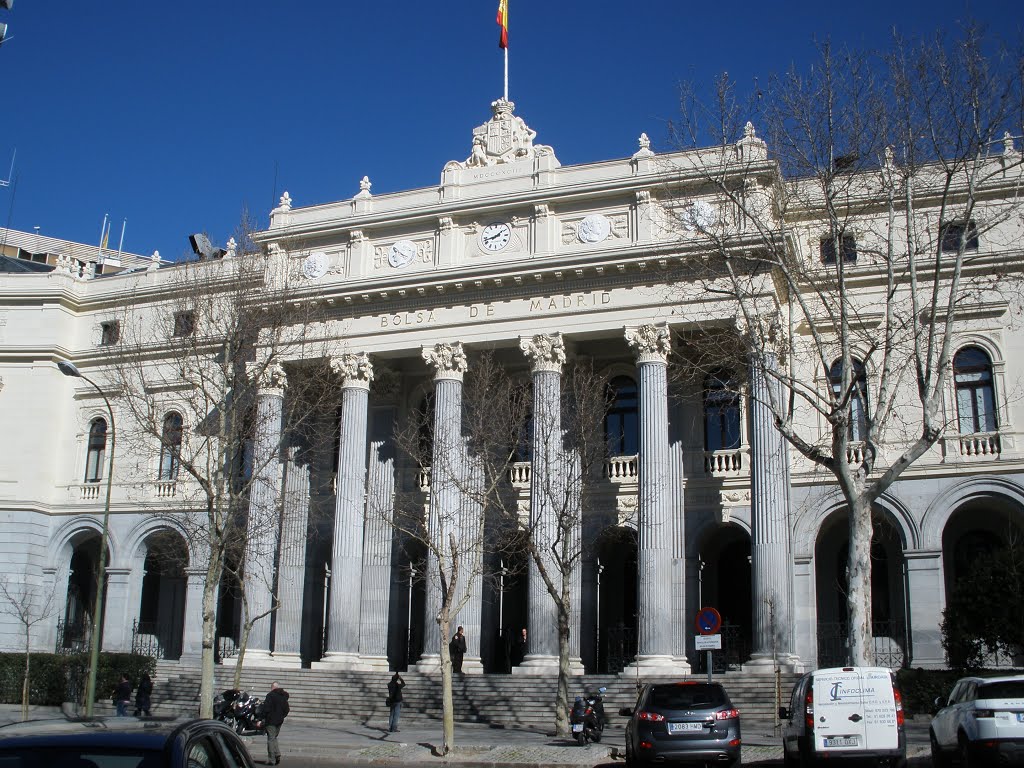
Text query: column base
621 655 691 677
238 649 279 669
314 651 378 671
414 654 485 674
266 652 303 669
742 653 804 673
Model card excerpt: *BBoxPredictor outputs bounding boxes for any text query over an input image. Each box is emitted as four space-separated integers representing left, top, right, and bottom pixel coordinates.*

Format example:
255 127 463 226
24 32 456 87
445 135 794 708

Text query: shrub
0 652 155 706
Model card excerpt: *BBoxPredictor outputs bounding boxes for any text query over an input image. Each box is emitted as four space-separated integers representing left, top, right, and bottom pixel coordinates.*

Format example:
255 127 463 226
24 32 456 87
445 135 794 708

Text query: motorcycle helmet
598 687 607 694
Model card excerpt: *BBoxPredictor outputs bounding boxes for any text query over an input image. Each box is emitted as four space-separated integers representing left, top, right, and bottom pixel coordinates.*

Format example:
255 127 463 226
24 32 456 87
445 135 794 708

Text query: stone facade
1 102 1023 676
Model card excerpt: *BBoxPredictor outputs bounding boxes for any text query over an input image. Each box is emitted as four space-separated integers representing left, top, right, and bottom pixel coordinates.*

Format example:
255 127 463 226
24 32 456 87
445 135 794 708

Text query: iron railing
817 619 908 669
693 621 750 673
131 620 163 658
55 619 90 655
606 624 637 674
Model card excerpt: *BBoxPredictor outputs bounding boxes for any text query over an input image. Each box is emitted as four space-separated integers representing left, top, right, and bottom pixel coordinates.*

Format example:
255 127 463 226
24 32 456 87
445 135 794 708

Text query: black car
619 681 741 767
0 717 258 768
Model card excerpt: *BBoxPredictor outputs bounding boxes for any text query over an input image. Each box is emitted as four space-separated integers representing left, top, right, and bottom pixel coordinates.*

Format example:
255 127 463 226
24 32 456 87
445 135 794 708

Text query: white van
779 666 907 767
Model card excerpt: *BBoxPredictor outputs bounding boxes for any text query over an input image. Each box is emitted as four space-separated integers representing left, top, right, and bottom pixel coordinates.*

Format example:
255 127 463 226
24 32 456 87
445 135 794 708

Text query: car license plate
572 723 583 732
668 722 704 734
823 736 859 748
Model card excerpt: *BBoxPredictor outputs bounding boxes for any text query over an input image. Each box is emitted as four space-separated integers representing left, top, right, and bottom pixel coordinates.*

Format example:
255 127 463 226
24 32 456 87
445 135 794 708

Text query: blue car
0 717 258 768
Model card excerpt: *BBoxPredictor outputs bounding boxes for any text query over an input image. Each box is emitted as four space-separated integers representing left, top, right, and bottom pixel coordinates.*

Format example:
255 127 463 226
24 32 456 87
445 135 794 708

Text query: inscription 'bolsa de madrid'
379 291 613 327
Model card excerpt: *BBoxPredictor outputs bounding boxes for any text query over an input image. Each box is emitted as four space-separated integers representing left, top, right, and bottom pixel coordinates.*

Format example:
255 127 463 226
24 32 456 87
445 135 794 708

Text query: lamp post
58 360 115 717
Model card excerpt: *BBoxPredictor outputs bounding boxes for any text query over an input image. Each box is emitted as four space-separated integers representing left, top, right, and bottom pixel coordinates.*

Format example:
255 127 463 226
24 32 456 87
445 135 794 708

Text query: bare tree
669 27 1024 665
105 217 333 716
0 577 56 721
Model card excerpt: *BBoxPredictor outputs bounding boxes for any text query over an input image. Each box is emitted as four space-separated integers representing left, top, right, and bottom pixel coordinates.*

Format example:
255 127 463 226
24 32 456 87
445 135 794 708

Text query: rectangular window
173 311 195 337
940 220 979 253
820 234 857 264
100 320 120 346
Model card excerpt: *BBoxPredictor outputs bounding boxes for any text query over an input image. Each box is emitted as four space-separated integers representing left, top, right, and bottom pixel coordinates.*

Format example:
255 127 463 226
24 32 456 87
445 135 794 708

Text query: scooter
213 689 240 726
569 695 603 745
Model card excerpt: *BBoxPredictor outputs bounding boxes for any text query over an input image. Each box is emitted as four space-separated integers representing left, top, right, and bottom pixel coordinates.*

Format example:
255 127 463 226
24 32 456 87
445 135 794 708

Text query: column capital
626 323 671 364
330 352 374 390
249 361 288 396
519 333 565 374
422 342 467 382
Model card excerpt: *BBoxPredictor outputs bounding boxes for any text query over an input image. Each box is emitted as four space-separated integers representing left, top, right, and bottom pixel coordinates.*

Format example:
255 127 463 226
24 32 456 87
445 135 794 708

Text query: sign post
695 607 723 684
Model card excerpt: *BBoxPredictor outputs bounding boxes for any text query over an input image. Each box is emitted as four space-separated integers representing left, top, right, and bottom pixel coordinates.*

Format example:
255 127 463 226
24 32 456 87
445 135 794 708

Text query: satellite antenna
0 148 14 188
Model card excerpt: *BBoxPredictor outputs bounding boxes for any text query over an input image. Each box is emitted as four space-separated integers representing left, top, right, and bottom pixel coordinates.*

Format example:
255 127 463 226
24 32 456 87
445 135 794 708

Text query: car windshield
979 681 1024 700
647 684 727 709
0 748 161 768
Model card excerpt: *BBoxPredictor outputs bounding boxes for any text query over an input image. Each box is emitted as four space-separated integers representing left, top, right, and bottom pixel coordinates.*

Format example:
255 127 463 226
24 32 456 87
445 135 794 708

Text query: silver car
619 681 741 767
930 674 1024 767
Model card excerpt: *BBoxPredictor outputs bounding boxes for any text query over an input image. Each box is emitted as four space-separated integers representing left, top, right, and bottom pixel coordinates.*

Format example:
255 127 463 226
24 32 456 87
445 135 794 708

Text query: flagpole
504 47 508 101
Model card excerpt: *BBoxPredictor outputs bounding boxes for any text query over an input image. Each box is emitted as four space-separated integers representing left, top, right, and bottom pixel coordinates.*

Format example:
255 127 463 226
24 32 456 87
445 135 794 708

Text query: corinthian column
242 362 287 666
627 324 688 673
320 353 373 669
270 445 310 667
745 351 800 671
517 333 574 675
417 343 482 672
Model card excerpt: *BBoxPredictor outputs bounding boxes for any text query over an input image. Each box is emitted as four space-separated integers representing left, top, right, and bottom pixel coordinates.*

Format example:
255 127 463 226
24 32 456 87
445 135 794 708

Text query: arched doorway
60 534 107 653
814 510 908 668
595 526 638 673
698 524 752 671
941 497 1024 667
136 531 188 659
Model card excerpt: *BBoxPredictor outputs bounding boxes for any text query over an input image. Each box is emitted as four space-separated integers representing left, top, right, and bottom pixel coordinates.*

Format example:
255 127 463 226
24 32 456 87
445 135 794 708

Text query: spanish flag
497 0 508 49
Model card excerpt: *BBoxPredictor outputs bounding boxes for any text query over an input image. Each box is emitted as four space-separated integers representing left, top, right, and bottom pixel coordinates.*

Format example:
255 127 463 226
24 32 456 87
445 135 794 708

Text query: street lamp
58 359 115 717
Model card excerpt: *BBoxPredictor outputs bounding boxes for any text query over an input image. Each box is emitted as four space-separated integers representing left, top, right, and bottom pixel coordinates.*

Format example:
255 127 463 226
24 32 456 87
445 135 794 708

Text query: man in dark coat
386 672 405 733
449 626 467 673
261 681 290 765
134 673 153 716
113 673 132 717
512 627 528 667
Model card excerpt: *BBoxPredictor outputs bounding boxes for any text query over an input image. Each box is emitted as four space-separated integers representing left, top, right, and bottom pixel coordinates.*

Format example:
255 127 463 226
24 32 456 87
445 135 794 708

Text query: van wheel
930 729 950 768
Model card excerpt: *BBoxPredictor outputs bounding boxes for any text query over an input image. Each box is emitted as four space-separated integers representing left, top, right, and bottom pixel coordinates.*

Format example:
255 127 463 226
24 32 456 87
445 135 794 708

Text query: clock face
388 239 417 268
480 222 512 252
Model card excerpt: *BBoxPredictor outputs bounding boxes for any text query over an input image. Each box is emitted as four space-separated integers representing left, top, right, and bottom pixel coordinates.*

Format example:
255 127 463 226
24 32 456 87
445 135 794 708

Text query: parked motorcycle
569 695 603 745
231 691 265 734
213 689 240 726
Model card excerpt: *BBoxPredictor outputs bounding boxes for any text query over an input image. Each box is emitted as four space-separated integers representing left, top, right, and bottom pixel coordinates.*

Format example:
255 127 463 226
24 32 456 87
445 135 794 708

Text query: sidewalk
0 706 932 766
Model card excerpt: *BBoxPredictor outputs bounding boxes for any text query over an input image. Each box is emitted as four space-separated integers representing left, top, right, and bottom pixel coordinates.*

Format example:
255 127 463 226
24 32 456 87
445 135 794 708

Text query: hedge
0 652 156 707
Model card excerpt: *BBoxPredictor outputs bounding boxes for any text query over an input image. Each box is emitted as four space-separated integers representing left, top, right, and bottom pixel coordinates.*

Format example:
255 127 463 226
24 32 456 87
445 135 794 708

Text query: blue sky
0 1 1016 260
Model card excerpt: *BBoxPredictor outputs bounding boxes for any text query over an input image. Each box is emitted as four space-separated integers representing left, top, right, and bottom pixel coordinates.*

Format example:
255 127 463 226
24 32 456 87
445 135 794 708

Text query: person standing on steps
512 627 528 667
386 672 405 733
261 681 290 765
113 673 132 717
134 673 153 716
449 626 467 673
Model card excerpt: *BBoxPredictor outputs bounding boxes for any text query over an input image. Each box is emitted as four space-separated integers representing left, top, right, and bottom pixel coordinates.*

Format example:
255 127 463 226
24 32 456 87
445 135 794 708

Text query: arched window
84 418 107 483
703 371 741 452
605 376 638 456
828 358 868 442
954 347 997 434
159 412 183 481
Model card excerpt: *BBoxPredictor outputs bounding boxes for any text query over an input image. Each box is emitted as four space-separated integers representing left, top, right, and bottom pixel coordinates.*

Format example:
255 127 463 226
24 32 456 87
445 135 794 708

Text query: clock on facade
388 240 417 268
480 222 512 252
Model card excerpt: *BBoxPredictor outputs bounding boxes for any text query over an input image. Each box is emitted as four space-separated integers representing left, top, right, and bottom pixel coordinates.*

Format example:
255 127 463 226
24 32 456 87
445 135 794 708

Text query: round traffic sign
695 607 722 635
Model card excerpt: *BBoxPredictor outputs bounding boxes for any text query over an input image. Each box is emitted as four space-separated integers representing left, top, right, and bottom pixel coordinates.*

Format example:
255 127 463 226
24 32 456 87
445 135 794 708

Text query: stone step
150 661 798 730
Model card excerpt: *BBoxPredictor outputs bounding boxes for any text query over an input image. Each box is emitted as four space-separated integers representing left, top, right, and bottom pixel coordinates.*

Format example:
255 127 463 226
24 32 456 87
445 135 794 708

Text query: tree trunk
846 493 874 666
439 612 454 755
555 604 570 736
233 616 252 689
22 623 30 721
199 556 220 718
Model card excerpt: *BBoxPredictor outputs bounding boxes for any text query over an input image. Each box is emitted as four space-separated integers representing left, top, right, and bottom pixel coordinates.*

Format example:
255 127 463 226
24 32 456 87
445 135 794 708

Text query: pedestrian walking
449 626 467 673
113 673 132 717
260 681 290 765
386 672 405 733
133 673 153 716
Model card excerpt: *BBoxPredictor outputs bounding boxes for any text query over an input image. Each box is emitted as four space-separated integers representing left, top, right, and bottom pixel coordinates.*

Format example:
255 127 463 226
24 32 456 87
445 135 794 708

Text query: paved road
1 706 934 767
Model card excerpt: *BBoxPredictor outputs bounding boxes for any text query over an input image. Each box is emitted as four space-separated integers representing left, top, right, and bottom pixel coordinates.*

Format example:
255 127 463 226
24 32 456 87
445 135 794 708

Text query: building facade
2 100 1023 675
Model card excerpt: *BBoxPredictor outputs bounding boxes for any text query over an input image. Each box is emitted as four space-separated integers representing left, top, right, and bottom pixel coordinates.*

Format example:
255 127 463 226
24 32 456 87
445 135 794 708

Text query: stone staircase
150 660 799 731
